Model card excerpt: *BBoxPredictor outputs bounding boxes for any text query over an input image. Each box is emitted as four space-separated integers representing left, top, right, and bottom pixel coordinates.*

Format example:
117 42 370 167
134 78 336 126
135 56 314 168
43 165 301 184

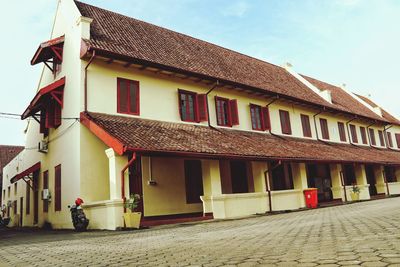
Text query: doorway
306 164 333 202
365 165 377 196
33 170 39 225
230 161 248 193
19 197 23 226
129 155 143 213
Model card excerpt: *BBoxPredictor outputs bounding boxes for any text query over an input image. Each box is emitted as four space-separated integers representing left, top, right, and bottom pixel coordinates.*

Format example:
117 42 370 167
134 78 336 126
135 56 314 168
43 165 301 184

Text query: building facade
2 0 400 230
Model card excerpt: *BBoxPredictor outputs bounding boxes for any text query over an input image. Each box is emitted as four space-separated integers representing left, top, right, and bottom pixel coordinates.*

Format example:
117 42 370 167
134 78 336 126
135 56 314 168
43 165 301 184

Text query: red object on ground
303 188 318 208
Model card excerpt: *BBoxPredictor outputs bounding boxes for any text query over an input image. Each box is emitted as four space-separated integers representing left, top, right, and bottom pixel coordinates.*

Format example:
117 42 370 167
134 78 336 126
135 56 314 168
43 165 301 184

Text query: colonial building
2 0 400 230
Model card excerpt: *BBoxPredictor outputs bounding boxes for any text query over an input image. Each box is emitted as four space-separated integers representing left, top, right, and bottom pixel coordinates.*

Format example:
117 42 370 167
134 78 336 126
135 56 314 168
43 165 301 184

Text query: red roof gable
355 94 400 125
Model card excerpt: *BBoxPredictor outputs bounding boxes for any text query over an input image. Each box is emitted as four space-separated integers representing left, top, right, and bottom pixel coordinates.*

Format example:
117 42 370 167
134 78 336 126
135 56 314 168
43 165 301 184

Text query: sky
0 0 399 146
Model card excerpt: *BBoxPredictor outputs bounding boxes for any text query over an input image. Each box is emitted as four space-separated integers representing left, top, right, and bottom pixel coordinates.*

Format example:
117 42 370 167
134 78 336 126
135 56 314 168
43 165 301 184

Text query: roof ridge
74 0 284 70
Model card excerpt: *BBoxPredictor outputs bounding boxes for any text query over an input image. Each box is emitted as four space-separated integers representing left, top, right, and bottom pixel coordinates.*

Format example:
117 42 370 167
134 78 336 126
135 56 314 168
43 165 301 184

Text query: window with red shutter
261 107 270 131
349 124 358 143
55 165 62 211
378 130 385 146
319 118 329 140
250 104 263 131
360 127 368 144
43 170 49 213
279 110 292 135
300 114 312 138
230 99 239 125
178 90 197 122
338 122 346 142
369 128 376 146
117 78 140 115
215 96 239 127
387 132 393 147
395 133 400 149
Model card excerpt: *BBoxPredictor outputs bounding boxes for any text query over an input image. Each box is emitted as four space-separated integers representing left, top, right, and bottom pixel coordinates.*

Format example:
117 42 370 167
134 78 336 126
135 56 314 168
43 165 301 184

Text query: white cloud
222 1 250 17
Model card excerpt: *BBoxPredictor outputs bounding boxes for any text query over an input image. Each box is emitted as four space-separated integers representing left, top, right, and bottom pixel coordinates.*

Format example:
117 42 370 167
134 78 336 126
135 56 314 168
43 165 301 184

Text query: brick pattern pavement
1 198 400 266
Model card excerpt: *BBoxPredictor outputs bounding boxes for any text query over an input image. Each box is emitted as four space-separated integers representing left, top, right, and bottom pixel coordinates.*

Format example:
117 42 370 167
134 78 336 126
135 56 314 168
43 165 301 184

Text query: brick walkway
1 198 400 266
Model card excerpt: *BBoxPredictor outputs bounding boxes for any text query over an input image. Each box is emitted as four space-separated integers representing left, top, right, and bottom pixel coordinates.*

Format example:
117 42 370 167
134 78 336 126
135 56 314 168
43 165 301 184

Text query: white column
251 162 267 193
355 164 370 200
105 148 128 200
374 165 386 194
330 164 345 201
291 163 308 207
201 160 225 218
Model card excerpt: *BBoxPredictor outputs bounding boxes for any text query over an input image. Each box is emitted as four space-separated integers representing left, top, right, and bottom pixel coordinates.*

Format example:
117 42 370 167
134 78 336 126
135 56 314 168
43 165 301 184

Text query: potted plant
123 194 141 229
350 185 360 201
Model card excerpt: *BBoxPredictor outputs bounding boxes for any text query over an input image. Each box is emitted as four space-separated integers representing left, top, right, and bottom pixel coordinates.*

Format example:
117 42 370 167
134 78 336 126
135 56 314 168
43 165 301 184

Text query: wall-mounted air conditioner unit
42 189 51 200
38 140 48 153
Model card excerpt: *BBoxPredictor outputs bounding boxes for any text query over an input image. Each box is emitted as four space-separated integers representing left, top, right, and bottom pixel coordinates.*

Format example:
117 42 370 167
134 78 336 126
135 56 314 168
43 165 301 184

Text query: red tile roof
75 2 334 108
354 94 400 125
301 75 387 122
82 112 400 165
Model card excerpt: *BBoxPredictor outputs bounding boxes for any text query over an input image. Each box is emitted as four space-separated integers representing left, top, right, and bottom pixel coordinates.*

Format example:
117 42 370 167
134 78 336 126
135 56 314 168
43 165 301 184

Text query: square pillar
201 160 225 218
374 165 386 194
291 163 308 207
251 161 268 193
105 148 128 200
355 164 370 200
330 164 345 201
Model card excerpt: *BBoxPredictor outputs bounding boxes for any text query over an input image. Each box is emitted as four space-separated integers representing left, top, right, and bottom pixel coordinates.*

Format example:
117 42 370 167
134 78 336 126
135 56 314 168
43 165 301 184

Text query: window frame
117 77 140 116
250 104 270 131
378 130 385 147
300 114 312 138
387 132 393 148
369 128 376 146
178 89 199 122
279 110 292 135
215 96 239 127
395 133 400 149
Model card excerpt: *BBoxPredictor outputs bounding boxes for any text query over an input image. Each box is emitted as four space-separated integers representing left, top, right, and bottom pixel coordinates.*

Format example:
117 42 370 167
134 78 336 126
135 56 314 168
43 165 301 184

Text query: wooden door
129 155 143 213
365 165 377 196
33 171 39 225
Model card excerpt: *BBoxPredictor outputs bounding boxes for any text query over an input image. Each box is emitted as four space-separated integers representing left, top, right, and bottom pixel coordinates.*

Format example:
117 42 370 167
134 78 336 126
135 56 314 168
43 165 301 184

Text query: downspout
382 169 391 196
266 96 281 138
313 110 323 141
205 80 219 130
121 152 137 212
366 121 376 148
263 160 282 213
383 124 395 150
345 116 357 146
84 50 96 112
339 170 348 202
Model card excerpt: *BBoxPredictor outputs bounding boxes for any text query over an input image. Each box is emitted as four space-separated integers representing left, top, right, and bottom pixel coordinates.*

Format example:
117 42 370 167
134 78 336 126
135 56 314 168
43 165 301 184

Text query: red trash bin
303 188 318 208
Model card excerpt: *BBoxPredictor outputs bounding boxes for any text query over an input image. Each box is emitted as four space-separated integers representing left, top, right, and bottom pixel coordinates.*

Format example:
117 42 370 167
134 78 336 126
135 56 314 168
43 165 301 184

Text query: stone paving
1 198 400 266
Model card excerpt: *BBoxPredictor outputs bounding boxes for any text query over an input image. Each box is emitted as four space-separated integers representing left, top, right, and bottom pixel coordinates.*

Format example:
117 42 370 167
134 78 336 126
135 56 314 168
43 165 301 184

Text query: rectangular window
378 130 385 146
349 124 358 143
319 118 329 140
279 110 292 135
250 104 270 131
384 166 397 183
43 170 49 213
215 96 239 127
369 128 376 146
396 133 400 149
360 127 368 144
301 114 312 137
270 162 294 191
117 78 140 115
184 160 204 204
13 200 17 215
14 183 17 195
178 90 208 122
338 122 346 142
26 182 30 215
387 132 393 148
55 165 62 211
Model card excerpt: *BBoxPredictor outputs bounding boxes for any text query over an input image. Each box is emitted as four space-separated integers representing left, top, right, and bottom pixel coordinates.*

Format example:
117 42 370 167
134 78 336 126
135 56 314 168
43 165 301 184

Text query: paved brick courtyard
1 198 400 267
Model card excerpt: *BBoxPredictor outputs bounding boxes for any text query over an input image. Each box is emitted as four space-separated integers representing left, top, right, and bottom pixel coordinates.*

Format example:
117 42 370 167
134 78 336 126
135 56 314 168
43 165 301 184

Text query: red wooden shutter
369 128 376 146
45 101 55 129
117 78 128 113
55 165 62 211
387 132 393 147
279 110 292 135
338 122 346 142
300 114 311 137
378 130 385 146
128 80 140 115
360 127 367 144
197 94 208 122
54 103 62 128
350 124 358 143
261 107 270 131
320 118 329 140
395 133 400 149
40 110 47 134
229 99 239 125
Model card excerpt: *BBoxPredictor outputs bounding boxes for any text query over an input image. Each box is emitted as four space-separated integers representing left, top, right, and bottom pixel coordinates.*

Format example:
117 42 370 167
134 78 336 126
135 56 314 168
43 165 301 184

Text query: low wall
84 199 124 230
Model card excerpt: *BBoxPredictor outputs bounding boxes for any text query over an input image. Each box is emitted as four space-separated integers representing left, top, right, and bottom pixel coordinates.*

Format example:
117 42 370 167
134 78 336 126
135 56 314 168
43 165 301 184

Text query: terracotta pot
123 212 141 229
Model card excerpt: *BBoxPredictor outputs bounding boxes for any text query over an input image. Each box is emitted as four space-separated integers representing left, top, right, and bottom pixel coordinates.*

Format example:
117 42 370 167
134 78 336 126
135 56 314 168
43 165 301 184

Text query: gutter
313 110 323 141
84 50 96 112
265 96 282 138
205 81 219 130
263 160 282 213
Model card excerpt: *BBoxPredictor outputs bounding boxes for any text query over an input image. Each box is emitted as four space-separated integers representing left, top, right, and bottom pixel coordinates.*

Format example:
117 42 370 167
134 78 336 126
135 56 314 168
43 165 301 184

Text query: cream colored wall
141 157 203 216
